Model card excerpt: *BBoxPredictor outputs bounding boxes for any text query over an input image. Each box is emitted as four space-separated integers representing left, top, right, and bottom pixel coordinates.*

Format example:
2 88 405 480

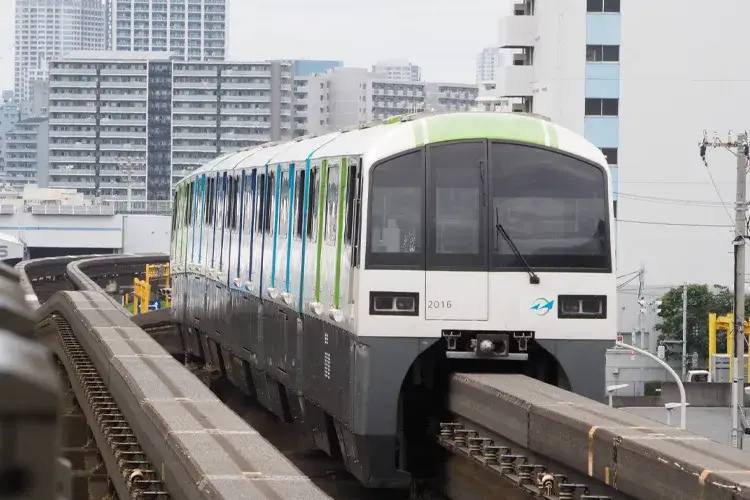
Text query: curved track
15 254 412 500
15 253 645 500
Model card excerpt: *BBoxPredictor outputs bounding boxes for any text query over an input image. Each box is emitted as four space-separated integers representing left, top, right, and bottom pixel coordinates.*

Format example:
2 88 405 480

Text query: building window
585 98 619 116
601 147 618 164
586 45 620 62
587 0 620 12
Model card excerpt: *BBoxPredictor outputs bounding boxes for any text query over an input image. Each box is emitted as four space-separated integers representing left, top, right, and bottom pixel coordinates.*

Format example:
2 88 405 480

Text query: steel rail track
46 314 169 500
433 411 629 500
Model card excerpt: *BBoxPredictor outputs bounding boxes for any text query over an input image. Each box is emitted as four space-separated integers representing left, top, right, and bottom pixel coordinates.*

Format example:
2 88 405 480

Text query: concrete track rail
446 373 750 500
16 254 334 500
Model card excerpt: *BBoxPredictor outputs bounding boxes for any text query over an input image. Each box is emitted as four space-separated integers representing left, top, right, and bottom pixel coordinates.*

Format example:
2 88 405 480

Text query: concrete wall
122 214 170 254
606 348 678 397
661 382 750 407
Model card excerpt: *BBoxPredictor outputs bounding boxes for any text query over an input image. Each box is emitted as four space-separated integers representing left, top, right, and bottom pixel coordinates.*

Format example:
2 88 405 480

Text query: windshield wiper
495 207 540 284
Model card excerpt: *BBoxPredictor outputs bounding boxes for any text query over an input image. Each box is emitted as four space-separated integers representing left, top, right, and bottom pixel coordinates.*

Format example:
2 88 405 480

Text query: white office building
494 0 750 285
110 0 226 61
371 59 422 82
48 51 291 202
14 0 107 101
293 67 478 136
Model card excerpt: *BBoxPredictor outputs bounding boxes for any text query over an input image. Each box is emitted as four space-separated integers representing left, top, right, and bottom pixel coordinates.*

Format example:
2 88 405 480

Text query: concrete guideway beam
449 373 750 500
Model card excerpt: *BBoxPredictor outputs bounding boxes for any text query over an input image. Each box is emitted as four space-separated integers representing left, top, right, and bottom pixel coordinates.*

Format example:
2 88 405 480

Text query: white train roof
178 112 608 184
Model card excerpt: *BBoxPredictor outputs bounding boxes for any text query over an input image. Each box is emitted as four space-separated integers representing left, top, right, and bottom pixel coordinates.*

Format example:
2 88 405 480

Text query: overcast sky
0 0 512 92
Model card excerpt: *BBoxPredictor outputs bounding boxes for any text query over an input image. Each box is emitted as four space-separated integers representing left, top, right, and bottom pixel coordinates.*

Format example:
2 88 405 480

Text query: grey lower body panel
175 271 613 488
176 271 435 488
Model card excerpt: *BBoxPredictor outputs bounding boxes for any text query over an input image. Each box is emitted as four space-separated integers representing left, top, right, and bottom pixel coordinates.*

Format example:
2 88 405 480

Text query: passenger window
294 169 306 238
243 170 255 235
278 170 290 239
324 165 339 245
367 150 424 269
427 141 486 270
344 161 359 244
256 173 265 233
265 171 275 234
307 168 319 242
231 176 240 230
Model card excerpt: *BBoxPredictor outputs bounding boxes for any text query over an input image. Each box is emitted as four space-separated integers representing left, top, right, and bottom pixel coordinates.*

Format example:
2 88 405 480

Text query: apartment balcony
495 65 534 97
498 12 537 48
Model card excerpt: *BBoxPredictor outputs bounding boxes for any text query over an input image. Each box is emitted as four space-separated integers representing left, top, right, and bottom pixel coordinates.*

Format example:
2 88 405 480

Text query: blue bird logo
530 298 554 316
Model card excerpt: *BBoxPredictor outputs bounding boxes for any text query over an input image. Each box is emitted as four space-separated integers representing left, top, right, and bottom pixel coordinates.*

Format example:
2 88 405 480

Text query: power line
617 219 732 228
616 192 730 208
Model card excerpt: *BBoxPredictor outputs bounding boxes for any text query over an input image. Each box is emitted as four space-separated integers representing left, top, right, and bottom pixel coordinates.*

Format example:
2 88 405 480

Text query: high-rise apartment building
3 117 50 191
110 0 226 61
475 47 505 84
371 59 422 82
14 0 106 101
293 67 478 137
494 0 750 286
47 51 291 201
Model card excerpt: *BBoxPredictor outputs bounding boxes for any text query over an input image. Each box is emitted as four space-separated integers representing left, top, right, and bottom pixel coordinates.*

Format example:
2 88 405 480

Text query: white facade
494 0 750 286
371 59 422 82
111 0 226 61
293 67 478 136
476 46 504 84
14 0 106 101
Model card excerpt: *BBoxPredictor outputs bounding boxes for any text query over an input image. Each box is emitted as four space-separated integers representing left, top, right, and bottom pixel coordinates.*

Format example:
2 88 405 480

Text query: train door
424 141 489 321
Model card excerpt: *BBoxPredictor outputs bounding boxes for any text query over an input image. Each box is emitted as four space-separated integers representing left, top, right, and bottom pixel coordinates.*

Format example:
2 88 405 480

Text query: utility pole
701 130 749 449
732 132 748 449
637 265 645 349
682 282 688 380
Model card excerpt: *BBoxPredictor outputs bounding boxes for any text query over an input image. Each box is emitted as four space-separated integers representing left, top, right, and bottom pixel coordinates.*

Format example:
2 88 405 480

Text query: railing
0 200 173 216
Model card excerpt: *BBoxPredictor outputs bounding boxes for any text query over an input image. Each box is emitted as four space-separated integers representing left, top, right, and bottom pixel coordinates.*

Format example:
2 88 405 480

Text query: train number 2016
428 300 452 309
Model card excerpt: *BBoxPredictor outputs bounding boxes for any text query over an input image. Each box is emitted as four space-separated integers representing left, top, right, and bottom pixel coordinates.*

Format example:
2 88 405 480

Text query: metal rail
439 373 631 500
48 315 169 499
17 254 171 500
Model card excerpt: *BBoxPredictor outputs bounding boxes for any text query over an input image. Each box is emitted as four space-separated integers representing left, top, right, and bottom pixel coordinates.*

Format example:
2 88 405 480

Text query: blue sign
148 300 160 311
530 298 554 316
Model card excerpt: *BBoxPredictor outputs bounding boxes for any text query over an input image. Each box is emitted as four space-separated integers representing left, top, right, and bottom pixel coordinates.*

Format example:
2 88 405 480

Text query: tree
656 284 750 357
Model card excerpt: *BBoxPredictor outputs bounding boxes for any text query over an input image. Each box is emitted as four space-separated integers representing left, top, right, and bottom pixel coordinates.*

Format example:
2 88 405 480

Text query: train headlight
369 291 419 316
557 295 607 319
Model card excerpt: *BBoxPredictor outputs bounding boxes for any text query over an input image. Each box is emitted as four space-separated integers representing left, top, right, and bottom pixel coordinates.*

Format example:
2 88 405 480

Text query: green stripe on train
412 113 558 148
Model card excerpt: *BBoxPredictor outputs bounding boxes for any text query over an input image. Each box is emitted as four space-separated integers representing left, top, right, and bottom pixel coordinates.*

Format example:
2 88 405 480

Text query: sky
0 0 513 92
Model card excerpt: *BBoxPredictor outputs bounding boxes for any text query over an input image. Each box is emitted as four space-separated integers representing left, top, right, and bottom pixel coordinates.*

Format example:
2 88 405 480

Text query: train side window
324 164 339 245
233 175 240 230
294 169 305 238
244 170 255 235
185 181 193 227
366 150 425 269
224 175 232 229
307 168 319 242
256 173 266 233
171 190 178 233
265 171 275 234
278 169 290 239
344 161 359 244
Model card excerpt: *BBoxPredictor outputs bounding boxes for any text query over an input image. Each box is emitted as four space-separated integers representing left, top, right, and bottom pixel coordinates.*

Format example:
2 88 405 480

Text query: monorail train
169 111 617 488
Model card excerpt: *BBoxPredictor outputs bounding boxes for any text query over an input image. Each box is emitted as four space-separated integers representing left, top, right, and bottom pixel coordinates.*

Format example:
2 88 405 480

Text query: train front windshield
366 141 611 273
